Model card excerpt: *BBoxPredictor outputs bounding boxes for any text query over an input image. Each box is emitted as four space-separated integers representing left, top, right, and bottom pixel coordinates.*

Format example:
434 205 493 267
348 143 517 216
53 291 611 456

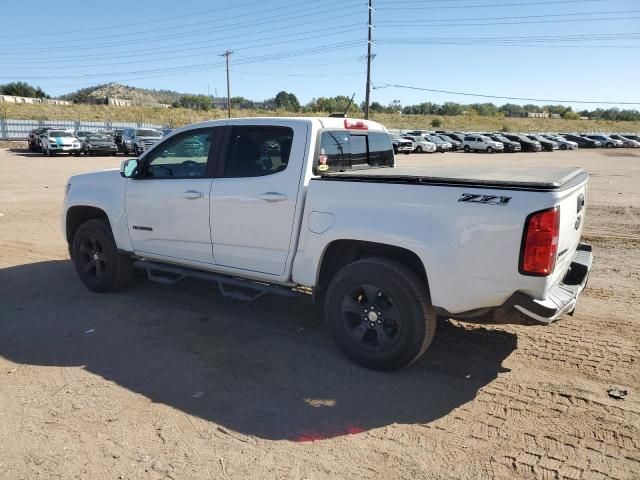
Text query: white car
610 134 640 148
462 135 504 153
402 135 437 153
543 135 578 151
62 117 592 371
40 130 82 156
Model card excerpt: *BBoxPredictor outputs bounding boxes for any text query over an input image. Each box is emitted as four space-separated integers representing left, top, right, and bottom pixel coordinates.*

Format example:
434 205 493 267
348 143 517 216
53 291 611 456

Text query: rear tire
325 257 436 371
463 145 470 152
72 219 133 293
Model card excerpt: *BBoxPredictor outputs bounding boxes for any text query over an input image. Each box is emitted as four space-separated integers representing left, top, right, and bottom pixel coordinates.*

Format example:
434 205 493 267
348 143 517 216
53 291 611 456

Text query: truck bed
318 165 588 192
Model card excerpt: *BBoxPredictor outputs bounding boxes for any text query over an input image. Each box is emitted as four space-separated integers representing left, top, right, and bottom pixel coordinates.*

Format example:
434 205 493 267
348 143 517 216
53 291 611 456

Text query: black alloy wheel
340 284 402 353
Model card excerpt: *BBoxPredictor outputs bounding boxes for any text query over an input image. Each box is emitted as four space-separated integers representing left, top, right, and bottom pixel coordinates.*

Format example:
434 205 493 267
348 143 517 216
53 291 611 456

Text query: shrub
430 117 443 128
562 111 580 120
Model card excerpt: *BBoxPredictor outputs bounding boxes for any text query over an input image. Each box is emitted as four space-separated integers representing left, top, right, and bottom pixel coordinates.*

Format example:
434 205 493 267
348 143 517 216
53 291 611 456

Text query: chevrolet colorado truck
62 117 592 370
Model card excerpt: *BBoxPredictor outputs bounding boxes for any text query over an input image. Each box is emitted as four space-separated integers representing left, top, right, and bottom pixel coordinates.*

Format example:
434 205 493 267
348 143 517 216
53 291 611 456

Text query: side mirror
120 158 139 178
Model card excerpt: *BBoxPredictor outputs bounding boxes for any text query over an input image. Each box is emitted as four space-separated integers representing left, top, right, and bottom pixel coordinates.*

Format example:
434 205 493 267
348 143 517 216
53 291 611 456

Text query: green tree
179 94 212 111
0 81 49 98
274 91 300 111
561 110 580 120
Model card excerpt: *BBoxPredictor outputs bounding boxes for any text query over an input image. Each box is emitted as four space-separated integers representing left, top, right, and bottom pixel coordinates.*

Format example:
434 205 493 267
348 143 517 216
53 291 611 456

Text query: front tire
415 146 423 153
486 146 494 153
560 144 567 150
72 219 133 293
606 142 613 149
325 258 436 371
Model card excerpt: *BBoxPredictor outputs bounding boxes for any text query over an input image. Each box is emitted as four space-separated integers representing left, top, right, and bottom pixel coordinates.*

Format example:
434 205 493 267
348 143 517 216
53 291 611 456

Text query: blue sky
0 0 638 110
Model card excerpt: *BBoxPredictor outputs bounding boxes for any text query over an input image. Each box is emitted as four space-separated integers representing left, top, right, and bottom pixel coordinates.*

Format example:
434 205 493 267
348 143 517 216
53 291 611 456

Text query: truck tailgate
547 177 588 295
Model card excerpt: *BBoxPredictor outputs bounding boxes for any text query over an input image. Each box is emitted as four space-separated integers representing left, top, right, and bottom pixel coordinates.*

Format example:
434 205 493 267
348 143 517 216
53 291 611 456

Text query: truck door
125 127 223 264
210 122 308 276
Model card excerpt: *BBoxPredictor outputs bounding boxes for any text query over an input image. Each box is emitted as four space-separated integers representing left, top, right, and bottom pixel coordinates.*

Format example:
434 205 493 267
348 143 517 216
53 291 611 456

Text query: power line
375 0 608 8
0 1 362 54
374 15 640 28
373 83 640 105
377 10 640 24
0 0 269 38
0 42 363 81
5 26 363 71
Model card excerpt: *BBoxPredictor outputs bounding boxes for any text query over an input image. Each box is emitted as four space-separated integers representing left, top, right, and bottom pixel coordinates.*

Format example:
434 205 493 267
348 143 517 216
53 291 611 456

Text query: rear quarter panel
292 179 576 314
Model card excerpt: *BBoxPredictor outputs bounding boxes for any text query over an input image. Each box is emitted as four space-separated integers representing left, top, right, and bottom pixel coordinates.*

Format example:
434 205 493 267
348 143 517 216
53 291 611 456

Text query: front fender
63 170 132 252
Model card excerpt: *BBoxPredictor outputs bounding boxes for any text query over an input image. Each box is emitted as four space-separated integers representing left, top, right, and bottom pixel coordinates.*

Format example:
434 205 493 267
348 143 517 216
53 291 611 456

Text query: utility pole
364 0 374 119
220 50 233 119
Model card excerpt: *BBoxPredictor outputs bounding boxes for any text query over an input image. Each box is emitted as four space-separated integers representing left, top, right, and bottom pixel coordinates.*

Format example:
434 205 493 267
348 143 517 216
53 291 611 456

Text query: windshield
135 129 162 137
428 136 443 144
49 131 74 137
480 136 493 142
88 135 111 141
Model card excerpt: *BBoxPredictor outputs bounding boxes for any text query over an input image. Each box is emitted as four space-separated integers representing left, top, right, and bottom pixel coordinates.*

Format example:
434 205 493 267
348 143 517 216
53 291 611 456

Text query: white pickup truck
62 117 592 370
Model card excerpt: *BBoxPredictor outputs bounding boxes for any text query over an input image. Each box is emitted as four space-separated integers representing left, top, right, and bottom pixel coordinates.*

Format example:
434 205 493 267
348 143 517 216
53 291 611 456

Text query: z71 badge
458 193 512 206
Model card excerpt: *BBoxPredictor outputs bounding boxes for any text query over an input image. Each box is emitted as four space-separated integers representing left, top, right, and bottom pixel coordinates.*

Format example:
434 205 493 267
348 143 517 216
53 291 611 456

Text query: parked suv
562 134 601 148
486 134 521 152
462 135 503 153
527 134 559 152
435 134 462 151
40 130 82 156
402 135 436 153
609 134 640 148
503 134 542 152
585 134 623 149
27 127 53 152
390 134 413 155
424 134 452 152
122 128 163 156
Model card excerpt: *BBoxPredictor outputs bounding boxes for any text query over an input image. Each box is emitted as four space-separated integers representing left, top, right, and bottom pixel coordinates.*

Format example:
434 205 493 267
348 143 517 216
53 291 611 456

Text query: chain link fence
0 119 166 141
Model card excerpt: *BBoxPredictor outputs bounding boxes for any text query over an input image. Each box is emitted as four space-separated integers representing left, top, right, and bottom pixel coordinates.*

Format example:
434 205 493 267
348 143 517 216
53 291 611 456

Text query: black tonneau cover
317 165 588 192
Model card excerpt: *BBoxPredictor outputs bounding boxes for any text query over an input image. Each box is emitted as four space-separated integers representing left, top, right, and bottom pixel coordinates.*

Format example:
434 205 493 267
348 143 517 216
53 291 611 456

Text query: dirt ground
0 145 638 480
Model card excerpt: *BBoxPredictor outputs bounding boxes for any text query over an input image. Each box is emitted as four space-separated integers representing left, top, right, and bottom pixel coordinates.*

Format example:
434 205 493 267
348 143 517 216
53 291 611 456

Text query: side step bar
132 260 304 302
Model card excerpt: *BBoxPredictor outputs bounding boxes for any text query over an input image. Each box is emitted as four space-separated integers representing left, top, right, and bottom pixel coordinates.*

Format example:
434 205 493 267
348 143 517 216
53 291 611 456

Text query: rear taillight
519 207 560 276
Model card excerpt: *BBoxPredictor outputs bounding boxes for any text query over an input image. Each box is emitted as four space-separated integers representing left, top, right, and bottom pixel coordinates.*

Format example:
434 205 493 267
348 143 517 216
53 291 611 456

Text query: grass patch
2 103 639 133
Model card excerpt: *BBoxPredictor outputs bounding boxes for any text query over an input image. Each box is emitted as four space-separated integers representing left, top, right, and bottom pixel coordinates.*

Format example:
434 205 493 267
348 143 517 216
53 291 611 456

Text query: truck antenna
329 93 356 118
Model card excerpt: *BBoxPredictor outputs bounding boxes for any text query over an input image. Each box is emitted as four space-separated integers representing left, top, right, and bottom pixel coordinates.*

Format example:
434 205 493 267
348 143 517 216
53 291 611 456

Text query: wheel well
66 206 109 245
315 240 429 303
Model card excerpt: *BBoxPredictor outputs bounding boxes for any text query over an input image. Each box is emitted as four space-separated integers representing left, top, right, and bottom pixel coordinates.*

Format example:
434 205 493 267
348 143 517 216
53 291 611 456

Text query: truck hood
321 165 588 191
69 168 121 183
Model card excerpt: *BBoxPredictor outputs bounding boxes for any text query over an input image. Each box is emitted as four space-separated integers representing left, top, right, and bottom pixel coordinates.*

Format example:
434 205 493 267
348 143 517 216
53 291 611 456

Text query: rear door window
317 130 394 173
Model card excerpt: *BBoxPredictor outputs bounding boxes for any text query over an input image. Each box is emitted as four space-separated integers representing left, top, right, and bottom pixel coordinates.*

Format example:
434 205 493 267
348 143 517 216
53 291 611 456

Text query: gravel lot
1 145 638 480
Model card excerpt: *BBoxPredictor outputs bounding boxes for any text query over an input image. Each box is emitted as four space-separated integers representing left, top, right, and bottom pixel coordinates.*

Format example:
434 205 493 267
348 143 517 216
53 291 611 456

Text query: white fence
0 119 166 140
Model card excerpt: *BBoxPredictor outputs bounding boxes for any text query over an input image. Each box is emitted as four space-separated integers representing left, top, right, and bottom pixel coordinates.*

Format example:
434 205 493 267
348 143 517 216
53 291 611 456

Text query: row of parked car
391 130 640 154
26 127 171 156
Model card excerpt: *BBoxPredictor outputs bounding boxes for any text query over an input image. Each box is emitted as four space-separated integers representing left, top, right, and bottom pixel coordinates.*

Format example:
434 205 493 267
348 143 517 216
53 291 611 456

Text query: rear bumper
507 243 593 324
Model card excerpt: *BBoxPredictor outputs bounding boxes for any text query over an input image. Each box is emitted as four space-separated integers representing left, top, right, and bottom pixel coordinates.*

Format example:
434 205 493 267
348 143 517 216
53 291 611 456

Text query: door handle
182 190 205 200
259 192 287 203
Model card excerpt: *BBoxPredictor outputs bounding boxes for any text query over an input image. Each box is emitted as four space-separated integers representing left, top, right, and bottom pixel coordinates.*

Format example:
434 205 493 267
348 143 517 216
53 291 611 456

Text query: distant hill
59 83 184 105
